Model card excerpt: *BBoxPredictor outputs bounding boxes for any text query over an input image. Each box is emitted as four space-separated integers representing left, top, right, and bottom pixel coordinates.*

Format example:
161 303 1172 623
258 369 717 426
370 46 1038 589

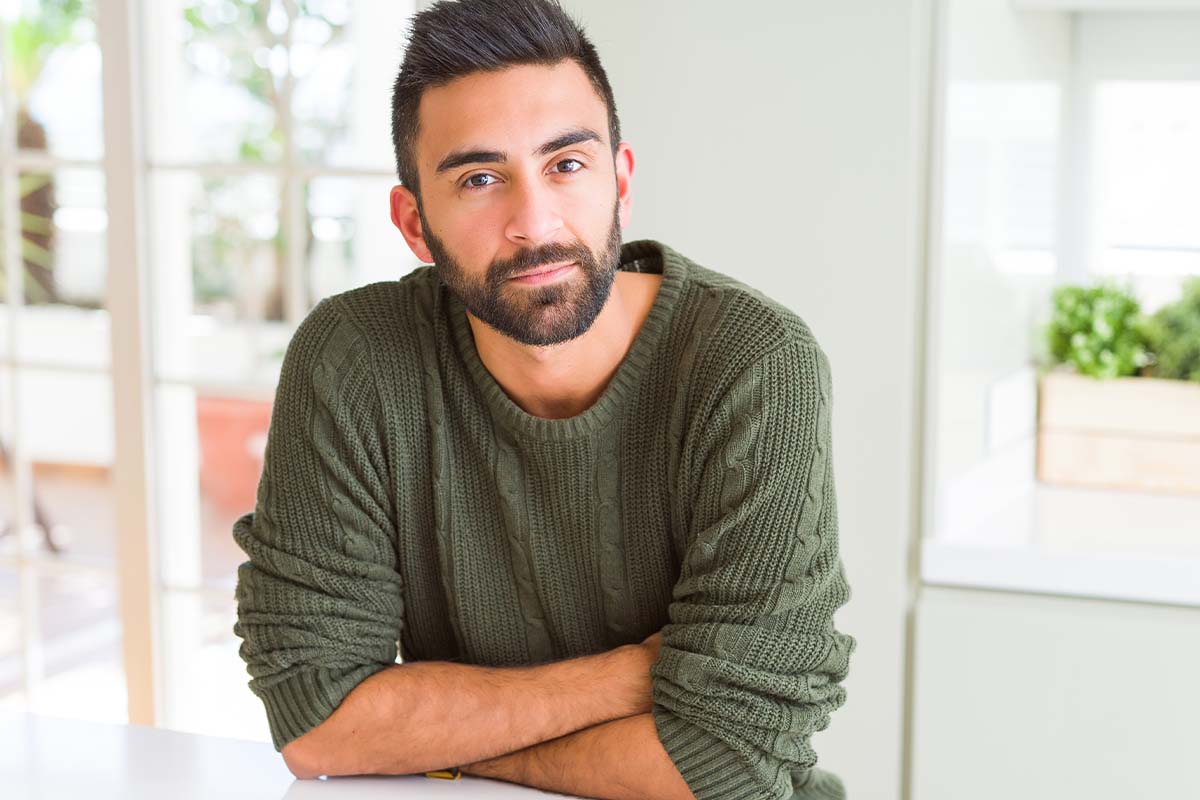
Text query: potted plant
1036 281 1200 495
1144 277 1200 383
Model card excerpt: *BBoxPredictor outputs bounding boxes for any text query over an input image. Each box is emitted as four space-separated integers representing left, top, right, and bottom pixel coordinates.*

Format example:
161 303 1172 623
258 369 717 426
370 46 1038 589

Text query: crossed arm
280 631 695 800
461 711 692 800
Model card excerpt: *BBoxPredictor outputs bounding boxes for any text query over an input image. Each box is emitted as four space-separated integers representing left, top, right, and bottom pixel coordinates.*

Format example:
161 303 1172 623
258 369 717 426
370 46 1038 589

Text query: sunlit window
1 0 414 742
1091 80 1200 310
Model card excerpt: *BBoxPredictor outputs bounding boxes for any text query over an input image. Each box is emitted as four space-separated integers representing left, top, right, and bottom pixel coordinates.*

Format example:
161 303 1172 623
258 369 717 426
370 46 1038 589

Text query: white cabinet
911 586 1200 799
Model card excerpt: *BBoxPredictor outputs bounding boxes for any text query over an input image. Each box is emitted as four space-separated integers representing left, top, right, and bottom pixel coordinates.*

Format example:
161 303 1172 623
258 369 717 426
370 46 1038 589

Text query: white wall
564 2 932 797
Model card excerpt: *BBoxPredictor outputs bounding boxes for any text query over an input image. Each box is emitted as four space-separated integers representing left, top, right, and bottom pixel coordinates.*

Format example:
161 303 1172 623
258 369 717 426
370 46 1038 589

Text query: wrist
605 642 653 718
461 749 527 782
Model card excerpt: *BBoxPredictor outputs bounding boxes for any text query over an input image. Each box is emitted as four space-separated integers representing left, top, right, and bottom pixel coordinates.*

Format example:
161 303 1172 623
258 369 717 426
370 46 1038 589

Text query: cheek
440 204 504 251
578 197 618 241
554 182 613 228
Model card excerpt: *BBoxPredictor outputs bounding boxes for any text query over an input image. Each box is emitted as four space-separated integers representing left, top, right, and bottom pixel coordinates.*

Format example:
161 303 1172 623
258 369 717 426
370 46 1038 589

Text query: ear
390 184 434 264
614 141 635 229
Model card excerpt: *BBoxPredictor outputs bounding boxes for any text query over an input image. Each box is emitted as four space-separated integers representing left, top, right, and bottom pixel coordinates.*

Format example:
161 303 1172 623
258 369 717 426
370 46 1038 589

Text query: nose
503 174 564 246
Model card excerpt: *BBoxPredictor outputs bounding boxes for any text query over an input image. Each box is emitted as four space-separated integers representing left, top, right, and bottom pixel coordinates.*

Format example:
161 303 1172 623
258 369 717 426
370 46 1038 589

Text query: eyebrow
434 126 604 175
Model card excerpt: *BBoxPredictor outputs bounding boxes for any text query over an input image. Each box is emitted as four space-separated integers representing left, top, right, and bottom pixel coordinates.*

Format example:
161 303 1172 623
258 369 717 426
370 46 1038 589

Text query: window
922 1 1200 608
1091 80 1200 310
0 0 416 740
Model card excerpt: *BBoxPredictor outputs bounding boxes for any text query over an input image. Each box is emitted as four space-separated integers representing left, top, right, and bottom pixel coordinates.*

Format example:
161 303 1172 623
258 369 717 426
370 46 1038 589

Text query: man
232 1 855 798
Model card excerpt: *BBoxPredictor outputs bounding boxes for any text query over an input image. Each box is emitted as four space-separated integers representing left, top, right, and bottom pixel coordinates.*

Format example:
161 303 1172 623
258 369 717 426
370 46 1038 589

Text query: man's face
398 60 630 347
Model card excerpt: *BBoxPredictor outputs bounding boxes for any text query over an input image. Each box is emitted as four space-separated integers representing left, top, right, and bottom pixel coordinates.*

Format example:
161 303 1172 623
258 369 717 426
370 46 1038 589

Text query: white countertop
925 441 1200 607
1 710 579 799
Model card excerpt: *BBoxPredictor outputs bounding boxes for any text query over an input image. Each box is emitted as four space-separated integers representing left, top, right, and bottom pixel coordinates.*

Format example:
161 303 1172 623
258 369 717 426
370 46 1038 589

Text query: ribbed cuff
793 767 847 799
651 704 770 800
256 663 385 751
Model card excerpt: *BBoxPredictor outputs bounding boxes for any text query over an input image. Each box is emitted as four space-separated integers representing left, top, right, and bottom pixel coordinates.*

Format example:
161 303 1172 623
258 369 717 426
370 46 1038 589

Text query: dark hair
390 0 621 204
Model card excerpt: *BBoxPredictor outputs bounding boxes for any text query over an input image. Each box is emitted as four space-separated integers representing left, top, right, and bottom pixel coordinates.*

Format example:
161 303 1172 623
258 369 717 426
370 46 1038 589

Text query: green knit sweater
232 238 855 799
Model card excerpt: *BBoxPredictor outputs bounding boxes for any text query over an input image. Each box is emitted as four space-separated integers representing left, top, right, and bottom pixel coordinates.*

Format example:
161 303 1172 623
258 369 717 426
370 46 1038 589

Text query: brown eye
462 173 497 191
553 158 584 173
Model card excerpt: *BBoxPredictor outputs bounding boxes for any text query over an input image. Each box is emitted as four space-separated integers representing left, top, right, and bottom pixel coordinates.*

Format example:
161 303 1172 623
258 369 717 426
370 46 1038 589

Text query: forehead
415 60 610 170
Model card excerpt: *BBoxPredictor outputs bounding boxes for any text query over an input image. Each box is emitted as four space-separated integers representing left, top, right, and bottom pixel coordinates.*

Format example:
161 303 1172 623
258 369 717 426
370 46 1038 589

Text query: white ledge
922 538 1200 608
1013 0 1200 11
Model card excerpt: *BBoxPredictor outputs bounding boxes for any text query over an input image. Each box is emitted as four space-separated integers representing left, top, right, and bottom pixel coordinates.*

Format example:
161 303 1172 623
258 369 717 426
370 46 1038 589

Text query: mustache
492 243 592 281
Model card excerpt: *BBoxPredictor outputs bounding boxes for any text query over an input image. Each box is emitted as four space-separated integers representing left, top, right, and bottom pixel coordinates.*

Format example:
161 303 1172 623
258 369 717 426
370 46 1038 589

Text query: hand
640 630 663 664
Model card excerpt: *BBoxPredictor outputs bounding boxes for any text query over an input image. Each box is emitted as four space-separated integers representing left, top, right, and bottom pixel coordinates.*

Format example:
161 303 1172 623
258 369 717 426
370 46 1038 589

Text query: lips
512 261 576 279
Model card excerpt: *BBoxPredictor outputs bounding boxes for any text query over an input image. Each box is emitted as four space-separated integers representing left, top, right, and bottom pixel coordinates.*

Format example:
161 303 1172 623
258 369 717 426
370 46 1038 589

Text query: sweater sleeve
651 338 855 800
232 298 404 751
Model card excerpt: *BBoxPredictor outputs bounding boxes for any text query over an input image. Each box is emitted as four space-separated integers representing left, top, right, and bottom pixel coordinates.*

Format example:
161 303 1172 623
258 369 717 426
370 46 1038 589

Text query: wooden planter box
1036 370 1200 495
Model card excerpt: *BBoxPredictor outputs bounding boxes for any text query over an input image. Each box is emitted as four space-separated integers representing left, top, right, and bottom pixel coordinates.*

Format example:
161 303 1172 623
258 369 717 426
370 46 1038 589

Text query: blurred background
0 1 1197 799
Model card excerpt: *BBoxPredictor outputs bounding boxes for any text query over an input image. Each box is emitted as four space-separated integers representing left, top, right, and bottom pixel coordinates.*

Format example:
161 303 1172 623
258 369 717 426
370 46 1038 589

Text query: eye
461 173 498 192
552 158 584 174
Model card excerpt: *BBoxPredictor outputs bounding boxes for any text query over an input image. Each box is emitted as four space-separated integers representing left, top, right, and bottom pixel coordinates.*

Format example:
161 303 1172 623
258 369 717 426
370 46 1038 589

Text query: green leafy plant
1143 277 1200 383
1044 283 1152 379
5 0 86 99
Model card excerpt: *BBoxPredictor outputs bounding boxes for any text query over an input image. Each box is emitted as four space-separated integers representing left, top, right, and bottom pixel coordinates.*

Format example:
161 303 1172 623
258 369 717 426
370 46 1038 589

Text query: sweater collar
444 238 688 442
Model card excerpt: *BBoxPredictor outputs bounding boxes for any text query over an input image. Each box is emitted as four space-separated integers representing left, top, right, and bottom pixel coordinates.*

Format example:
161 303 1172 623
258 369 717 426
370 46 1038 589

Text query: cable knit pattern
232 239 854 799
650 338 853 800
232 303 404 750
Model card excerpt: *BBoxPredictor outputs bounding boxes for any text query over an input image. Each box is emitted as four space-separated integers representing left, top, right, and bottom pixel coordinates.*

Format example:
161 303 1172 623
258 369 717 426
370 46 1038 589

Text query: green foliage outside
1143 277 1200 383
180 0 349 318
2 0 90 306
5 0 348 319
5 0 86 99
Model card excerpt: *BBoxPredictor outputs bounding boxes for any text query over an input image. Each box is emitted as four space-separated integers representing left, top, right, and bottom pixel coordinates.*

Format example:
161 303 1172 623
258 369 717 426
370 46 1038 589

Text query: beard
420 199 623 347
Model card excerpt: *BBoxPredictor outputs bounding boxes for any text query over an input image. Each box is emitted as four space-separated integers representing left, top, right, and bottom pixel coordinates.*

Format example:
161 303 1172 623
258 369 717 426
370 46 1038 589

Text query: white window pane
0 569 19 708
292 0 411 170
147 171 291 389
4 0 104 160
1092 80 1200 295
0 194 8 357
0 367 13 549
306 175 418 304
0 478 12 560
12 368 116 570
943 80 1060 257
143 0 284 164
12 169 109 371
14 569 127 724
159 589 270 741
937 80 1059 486
153 384 270 592
0 568 17 690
